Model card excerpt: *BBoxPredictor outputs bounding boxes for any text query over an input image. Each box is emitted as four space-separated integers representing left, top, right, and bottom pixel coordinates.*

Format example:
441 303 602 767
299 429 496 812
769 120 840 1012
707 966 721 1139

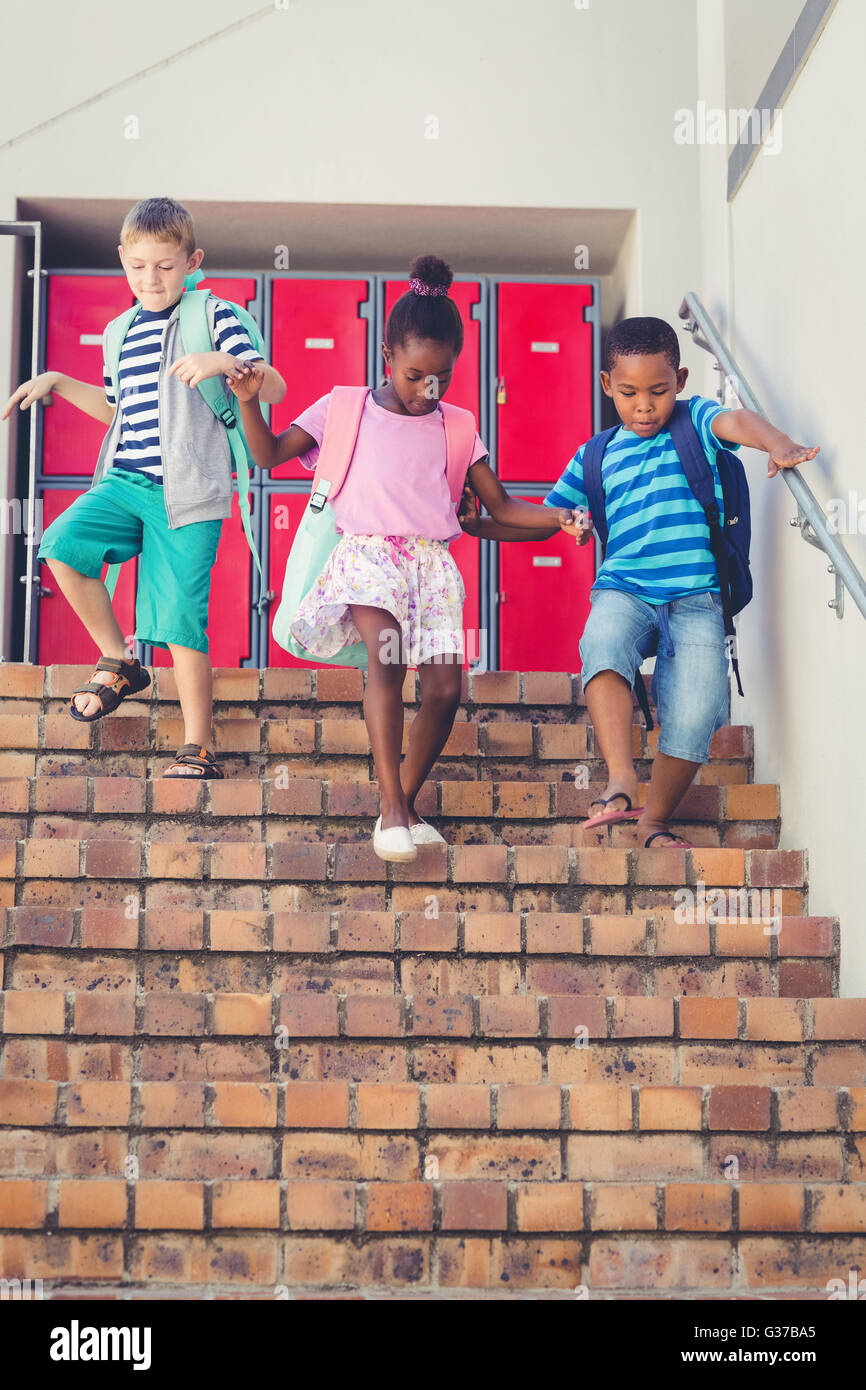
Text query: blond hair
120 197 196 257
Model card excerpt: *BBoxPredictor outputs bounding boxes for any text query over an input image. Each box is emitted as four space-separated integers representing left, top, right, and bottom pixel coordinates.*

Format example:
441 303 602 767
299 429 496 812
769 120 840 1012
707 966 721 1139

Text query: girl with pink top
232 254 573 862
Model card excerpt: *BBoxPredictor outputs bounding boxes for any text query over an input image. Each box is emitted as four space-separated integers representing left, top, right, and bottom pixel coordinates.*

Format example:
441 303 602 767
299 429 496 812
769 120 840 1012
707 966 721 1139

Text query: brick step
3 1077 864 1134
2 990 862 1043
0 724 753 784
1 1175 865 1234
2 1231 865 1297
0 777 782 852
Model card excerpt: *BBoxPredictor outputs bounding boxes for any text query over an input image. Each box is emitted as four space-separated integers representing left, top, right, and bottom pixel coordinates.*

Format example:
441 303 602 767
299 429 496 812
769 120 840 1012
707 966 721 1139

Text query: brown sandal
69 656 151 722
162 744 224 779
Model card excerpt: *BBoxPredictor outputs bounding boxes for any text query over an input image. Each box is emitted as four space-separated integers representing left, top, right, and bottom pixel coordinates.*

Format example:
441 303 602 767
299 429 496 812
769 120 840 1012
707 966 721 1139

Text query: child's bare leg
166 645 214 769
349 605 409 829
401 654 462 826
584 669 639 811
636 753 699 846
44 558 128 717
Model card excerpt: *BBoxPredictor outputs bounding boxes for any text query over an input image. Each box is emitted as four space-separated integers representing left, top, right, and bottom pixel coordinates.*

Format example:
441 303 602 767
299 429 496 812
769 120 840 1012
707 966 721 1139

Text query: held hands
1 372 59 419
456 482 481 535
227 365 266 402
766 436 819 479
558 507 594 545
168 352 258 390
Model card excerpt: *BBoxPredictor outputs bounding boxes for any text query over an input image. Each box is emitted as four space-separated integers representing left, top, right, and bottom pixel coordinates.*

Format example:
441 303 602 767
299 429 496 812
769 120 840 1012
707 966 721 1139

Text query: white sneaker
372 815 417 862
409 820 447 845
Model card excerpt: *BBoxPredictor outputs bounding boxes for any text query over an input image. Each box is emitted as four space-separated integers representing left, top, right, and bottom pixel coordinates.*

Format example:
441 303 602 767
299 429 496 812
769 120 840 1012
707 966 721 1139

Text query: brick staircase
0 663 864 1299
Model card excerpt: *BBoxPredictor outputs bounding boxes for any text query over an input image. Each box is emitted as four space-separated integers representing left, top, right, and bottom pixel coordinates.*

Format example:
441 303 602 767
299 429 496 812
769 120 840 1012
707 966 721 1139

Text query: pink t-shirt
291 389 488 541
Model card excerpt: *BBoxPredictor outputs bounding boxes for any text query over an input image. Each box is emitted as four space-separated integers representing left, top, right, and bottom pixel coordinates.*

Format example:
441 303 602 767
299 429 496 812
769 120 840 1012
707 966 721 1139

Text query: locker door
196 276 258 313
382 279 482 420
36 489 137 663
497 497 594 671
448 531 481 670
266 491 323 669
268 279 370 481
265 493 482 672
42 275 135 477
496 282 594 483
151 490 253 669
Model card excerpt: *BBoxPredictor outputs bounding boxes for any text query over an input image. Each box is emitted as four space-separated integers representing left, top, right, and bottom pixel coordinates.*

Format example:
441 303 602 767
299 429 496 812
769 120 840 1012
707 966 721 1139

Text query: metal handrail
679 291 866 623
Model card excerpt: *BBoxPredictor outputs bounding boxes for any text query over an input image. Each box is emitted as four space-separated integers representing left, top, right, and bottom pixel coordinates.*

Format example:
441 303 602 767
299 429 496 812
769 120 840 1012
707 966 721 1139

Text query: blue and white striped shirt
543 395 740 605
103 297 261 485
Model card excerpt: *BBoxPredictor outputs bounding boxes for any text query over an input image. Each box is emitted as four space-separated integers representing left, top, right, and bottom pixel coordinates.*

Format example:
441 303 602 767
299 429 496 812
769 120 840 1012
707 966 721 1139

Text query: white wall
698 0 866 992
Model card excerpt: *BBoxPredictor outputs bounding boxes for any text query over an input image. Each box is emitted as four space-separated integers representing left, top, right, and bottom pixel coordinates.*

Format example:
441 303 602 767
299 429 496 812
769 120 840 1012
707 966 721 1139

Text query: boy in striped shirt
6 198 285 778
458 316 817 847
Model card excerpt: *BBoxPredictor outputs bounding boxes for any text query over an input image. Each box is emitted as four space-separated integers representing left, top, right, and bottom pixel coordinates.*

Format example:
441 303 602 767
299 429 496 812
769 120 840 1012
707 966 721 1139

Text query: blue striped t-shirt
102 297 261 485
543 395 740 605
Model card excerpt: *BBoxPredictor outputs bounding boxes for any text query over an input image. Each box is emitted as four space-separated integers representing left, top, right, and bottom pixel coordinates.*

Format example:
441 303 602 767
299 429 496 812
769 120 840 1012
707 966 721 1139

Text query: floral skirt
290 533 466 664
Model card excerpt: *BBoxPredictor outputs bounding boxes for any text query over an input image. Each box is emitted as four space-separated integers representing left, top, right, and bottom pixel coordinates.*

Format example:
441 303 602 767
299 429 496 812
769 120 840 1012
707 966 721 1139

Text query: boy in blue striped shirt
459 317 817 847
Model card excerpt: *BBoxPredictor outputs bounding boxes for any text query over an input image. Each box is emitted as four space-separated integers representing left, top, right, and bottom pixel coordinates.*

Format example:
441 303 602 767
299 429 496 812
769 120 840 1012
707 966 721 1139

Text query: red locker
196 276 257 313
266 493 481 671
497 497 594 671
268 279 370 481
42 275 135 477
36 488 137 664
383 279 482 421
151 490 253 669
495 282 594 483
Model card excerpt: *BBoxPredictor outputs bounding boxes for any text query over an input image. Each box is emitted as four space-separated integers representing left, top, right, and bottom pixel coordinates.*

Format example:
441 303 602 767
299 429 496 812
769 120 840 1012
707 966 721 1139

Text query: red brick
813 999 866 1041
440 1180 508 1230
575 849 627 885
411 995 473 1037
515 1181 583 1231
0 1180 48 1227
345 995 403 1037
135 1181 204 1229
739 1183 804 1231
679 997 739 1040
0 1078 57 1125
58 1180 127 1228
513 845 569 883
589 1236 732 1289
592 1183 657 1231
285 1180 355 1230
451 845 508 884
749 850 805 888
284 1082 350 1128
525 911 583 954
810 1185 866 1232
708 1086 771 1131
744 998 803 1042
546 996 607 1040
211 1082 277 1127
665 1183 731 1231
479 996 539 1037
425 1084 490 1129
279 995 339 1036
365 1182 433 1232
271 842 328 881
212 1180 280 1229
2 990 65 1033
638 1087 701 1130
67 1082 131 1126
613 998 673 1038
21 838 78 878
74 992 135 1036
569 1086 632 1131
470 671 520 703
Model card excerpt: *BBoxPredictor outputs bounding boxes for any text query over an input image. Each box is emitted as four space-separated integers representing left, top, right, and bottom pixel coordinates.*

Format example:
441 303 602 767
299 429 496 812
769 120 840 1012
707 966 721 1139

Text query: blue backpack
581 400 752 728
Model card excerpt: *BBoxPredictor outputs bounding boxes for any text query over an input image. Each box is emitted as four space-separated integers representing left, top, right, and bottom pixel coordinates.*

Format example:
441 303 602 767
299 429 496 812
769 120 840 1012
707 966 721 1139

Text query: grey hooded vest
91 297 235 528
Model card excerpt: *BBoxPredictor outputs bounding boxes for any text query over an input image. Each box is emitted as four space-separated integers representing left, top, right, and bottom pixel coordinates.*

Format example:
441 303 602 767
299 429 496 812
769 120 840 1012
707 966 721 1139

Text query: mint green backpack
101 271 264 603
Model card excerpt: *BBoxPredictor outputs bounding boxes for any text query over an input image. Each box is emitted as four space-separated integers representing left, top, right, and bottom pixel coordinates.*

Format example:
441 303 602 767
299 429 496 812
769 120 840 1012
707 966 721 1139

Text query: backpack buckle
309 490 328 513
219 407 237 428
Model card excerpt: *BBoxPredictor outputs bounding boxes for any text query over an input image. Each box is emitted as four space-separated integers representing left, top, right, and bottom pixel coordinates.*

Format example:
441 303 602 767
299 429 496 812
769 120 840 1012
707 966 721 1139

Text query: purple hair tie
409 277 449 297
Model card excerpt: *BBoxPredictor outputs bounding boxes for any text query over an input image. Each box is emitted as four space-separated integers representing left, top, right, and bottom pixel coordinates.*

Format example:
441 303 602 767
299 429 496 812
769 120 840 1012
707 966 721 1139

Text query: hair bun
408 254 453 294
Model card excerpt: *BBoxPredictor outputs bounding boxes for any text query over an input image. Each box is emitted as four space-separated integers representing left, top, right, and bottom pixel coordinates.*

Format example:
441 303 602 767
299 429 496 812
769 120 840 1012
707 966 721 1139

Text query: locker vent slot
533 556 562 567
530 341 560 353
305 337 335 349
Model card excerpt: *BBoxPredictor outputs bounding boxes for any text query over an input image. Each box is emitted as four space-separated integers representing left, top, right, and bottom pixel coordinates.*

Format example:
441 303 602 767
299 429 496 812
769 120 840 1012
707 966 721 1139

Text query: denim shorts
579 586 729 764
36 469 223 654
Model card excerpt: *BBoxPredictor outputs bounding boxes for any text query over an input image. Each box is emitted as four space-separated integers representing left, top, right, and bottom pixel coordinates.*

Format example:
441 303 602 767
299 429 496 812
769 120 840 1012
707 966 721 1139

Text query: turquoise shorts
36 469 223 654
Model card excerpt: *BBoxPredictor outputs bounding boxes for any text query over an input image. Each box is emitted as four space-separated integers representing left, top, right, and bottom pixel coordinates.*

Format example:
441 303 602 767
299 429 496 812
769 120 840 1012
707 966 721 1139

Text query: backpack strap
580 424 620 552
102 305 143 603
667 400 744 696
309 386 370 513
177 289 264 589
440 401 479 502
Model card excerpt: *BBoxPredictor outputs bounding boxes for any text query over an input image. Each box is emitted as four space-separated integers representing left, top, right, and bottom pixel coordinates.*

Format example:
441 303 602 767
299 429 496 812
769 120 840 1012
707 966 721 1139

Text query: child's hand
766 437 819 478
228 365 265 401
559 507 594 544
2 371 59 419
169 352 255 389
456 482 481 535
